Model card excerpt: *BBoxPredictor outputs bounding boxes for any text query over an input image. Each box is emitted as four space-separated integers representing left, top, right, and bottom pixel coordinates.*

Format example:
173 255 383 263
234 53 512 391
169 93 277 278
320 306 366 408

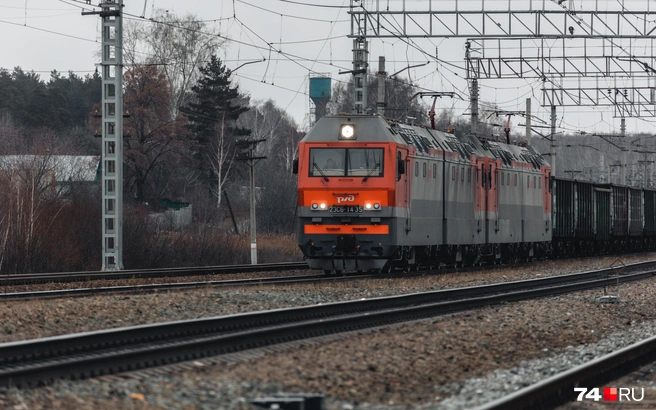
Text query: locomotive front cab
296 116 401 273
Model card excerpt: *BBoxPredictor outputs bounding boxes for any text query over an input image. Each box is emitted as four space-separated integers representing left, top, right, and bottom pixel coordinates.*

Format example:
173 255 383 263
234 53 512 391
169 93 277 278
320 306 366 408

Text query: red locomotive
294 114 552 274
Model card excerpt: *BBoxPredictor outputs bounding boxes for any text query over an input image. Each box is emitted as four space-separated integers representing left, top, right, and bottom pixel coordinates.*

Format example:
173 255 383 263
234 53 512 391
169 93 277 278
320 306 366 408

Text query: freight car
551 180 656 255
294 113 656 274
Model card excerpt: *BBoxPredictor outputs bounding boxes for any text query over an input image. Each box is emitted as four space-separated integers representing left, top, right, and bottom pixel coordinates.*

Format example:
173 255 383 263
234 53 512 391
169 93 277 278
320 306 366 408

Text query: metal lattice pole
550 106 557 178
85 1 124 270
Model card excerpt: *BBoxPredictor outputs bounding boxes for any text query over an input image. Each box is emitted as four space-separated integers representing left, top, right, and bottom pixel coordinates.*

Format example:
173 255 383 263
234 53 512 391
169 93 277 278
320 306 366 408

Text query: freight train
293 114 655 274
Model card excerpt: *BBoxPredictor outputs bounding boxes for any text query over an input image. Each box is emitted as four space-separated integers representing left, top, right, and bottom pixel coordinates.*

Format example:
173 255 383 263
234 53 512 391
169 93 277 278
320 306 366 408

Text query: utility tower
236 139 267 265
84 0 124 270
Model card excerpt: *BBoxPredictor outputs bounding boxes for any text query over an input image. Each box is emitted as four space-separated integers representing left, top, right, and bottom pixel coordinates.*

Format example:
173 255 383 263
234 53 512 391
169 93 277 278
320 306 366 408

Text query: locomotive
294 114 552 273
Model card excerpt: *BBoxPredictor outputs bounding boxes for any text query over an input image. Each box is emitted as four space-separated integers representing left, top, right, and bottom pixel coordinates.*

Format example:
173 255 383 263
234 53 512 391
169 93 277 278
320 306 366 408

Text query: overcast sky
1 0 656 140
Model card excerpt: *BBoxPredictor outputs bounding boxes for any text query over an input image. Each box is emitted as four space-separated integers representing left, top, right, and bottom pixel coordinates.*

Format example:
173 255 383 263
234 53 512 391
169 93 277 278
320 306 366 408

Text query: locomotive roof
303 115 550 168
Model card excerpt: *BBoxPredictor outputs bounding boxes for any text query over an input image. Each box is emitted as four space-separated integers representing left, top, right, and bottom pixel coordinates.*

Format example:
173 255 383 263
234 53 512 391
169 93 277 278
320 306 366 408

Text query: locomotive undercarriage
305 237 556 274
302 234 394 273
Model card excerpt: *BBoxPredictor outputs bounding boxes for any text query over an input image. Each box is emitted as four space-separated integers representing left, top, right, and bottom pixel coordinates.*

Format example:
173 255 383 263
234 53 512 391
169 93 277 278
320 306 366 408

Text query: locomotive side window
415 162 419 177
461 167 464 181
514 174 517 186
539 177 541 189
501 172 504 185
468 168 471 182
452 166 455 180
433 164 437 178
527 176 530 188
423 162 427 177
507 173 510 186
533 176 536 189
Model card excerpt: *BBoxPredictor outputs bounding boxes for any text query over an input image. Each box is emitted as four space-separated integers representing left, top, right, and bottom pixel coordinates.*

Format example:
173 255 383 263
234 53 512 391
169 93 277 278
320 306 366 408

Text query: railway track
0 272 377 301
4 259 654 302
0 261 309 286
0 262 654 388
475 335 656 410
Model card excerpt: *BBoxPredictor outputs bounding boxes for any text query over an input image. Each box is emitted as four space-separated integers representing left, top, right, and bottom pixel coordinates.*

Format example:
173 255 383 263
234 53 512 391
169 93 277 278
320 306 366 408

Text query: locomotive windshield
309 148 384 177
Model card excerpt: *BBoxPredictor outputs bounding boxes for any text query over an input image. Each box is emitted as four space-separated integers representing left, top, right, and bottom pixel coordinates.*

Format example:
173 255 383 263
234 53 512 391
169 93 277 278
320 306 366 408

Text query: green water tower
310 74 331 124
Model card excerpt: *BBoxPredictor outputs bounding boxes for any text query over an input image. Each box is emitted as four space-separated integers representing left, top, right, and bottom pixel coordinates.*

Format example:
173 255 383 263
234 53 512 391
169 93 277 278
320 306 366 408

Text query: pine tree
183 55 250 206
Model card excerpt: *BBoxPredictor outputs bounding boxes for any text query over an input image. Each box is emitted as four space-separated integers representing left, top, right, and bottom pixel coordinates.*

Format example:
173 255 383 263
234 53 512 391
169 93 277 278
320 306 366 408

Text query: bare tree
123 10 225 115
207 112 236 208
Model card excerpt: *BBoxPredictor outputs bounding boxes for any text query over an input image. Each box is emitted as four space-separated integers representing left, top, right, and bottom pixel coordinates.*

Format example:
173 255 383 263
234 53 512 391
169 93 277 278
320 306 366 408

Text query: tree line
0 9 446 274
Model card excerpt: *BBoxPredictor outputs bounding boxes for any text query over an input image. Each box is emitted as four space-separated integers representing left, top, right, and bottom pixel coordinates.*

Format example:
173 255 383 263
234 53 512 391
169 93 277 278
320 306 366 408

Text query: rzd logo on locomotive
337 195 355 203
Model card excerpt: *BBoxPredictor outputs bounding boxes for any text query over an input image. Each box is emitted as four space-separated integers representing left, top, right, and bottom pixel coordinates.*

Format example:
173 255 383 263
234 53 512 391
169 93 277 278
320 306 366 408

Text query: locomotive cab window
461 167 464 181
468 168 471 182
415 162 419 177
501 172 504 185
309 148 384 178
452 166 455 180
423 162 427 177
433 164 437 178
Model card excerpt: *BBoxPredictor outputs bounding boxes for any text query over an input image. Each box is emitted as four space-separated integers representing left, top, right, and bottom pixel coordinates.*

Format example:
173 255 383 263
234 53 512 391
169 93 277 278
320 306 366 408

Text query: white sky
1 0 656 137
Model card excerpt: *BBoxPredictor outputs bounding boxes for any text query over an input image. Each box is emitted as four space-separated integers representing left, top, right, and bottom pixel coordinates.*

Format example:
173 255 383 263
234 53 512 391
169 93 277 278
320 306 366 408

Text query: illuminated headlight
319 203 327 210
311 203 319 210
339 124 356 140
373 203 381 210
365 203 372 210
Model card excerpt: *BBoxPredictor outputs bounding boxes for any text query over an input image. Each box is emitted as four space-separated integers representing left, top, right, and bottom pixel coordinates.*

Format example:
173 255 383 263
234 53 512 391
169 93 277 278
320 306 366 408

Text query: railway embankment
0 254 655 409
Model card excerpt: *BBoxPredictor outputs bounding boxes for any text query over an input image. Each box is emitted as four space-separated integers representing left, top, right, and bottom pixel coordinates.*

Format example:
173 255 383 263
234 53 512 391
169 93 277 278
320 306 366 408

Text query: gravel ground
0 254 655 409
0 253 653 343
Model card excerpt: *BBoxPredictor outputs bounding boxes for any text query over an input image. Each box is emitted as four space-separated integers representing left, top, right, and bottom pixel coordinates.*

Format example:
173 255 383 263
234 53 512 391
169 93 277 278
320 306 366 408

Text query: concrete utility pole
550 105 557 177
377 56 386 117
621 118 627 185
84 1 124 270
525 98 531 145
236 139 266 265
465 43 479 136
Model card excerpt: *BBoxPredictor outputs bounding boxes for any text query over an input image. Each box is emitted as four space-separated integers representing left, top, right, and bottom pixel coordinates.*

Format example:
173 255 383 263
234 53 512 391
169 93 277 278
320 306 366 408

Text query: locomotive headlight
319 203 327 210
365 203 372 210
373 203 381 210
311 203 319 210
339 124 356 140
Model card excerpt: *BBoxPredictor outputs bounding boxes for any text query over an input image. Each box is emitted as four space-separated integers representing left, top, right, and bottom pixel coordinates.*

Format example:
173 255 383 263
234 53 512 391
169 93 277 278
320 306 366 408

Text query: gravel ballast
0 255 655 409
1 254 653 343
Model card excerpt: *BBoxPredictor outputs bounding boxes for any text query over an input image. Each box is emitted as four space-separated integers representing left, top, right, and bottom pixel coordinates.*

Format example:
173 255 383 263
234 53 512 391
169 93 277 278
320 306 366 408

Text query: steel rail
474 335 656 410
0 261 309 286
0 266 653 387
